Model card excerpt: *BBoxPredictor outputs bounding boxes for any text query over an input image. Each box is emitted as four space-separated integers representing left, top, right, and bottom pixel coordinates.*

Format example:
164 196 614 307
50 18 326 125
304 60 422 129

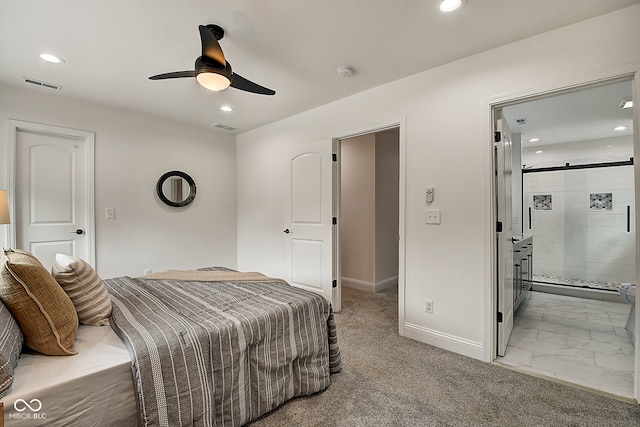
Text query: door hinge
332 217 337 225
497 312 503 323
332 279 337 288
332 153 337 162
496 221 503 233
494 131 501 143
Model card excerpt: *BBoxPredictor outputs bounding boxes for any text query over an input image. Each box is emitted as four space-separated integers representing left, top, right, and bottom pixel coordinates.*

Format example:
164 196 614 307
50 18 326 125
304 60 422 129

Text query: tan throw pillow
51 254 112 326
0 249 78 356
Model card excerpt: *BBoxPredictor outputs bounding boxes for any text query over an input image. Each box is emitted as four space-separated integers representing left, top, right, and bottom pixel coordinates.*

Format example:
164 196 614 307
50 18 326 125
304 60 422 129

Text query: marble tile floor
497 291 636 400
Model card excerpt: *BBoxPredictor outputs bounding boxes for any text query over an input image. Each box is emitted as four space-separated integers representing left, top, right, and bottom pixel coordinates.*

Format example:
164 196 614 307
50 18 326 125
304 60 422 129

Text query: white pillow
51 254 112 326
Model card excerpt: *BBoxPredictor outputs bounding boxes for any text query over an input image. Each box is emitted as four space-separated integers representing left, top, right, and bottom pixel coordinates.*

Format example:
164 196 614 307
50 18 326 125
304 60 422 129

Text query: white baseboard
375 276 398 292
342 275 398 293
403 322 484 361
342 277 373 291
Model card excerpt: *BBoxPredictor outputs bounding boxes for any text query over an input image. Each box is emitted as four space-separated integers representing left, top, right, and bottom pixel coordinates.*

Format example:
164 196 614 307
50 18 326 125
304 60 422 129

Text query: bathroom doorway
494 78 637 400
510 80 635 297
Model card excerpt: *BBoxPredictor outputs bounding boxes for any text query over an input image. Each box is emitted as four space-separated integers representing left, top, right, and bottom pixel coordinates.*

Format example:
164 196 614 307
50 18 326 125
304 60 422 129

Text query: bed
0 250 341 427
2 325 137 426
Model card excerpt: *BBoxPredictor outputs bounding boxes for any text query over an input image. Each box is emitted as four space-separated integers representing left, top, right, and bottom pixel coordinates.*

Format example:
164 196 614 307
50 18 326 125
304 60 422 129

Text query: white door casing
495 114 514 357
332 138 342 312
286 138 334 304
9 120 95 270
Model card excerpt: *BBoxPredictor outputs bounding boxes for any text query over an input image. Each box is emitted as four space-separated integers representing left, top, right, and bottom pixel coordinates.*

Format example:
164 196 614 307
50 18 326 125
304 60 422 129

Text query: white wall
340 134 376 286
0 84 238 278
511 133 523 235
236 5 640 360
374 129 399 287
523 136 634 168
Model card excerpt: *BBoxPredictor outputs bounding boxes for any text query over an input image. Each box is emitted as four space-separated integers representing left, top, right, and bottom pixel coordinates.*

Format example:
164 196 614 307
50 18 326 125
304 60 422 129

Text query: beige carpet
248 287 640 426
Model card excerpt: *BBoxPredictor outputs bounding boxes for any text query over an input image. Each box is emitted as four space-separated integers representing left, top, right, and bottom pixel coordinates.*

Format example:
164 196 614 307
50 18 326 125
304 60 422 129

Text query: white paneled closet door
13 121 95 270
285 139 334 304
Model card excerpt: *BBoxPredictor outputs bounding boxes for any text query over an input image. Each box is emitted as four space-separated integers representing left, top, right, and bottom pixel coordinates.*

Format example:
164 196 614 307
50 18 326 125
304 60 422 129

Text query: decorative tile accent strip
590 192 612 210
533 194 552 210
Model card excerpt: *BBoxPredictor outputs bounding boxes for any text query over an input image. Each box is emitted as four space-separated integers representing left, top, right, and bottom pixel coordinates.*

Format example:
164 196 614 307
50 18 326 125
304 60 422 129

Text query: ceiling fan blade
230 73 275 95
149 71 196 80
199 25 226 66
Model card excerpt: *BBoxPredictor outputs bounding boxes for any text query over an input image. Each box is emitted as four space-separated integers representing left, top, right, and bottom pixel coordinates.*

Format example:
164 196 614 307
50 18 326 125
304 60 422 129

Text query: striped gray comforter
104 271 341 427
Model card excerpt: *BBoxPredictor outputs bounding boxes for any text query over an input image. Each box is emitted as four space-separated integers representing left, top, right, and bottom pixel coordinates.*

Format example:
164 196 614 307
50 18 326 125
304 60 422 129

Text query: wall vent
24 77 61 90
211 123 236 131
514 118 528 125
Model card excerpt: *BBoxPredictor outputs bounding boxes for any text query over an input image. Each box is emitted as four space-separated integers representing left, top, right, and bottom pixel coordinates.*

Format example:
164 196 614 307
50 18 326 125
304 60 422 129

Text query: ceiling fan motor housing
195 57 233 80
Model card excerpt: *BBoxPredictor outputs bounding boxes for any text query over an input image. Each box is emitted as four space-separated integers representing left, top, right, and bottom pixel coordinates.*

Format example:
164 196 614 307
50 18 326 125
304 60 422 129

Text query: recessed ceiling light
439 0 465 13
220 105 233 112
620 99 633 109
535 150 543 154
528 138 540 143
614 125 628 131
39 53 64 64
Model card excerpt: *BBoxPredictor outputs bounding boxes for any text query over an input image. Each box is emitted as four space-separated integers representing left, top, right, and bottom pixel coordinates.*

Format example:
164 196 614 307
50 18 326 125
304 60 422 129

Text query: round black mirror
156 171 196 207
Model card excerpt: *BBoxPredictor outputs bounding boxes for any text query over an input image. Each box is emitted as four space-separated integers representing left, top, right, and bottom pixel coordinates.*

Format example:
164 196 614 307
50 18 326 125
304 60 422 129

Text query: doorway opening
335 126 400 312
493 78 637 400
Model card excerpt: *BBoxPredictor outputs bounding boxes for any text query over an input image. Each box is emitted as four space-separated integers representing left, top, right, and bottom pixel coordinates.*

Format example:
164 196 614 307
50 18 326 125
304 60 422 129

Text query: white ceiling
1 0 638 134
503 79 634 146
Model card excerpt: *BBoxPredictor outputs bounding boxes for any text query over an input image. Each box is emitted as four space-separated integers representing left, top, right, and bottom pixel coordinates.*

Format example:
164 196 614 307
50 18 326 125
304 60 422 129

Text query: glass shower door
523 164 635 291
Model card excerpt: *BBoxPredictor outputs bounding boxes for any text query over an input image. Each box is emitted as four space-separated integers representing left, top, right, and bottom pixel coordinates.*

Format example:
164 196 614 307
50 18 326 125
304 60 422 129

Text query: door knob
283 229 291 234
69 229 84 235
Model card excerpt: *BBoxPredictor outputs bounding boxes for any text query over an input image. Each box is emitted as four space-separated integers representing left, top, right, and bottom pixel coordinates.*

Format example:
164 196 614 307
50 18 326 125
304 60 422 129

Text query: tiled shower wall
523 165 635 283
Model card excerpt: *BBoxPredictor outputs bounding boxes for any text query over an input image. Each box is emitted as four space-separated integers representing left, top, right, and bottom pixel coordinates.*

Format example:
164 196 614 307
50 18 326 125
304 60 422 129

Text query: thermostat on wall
426 187 434 204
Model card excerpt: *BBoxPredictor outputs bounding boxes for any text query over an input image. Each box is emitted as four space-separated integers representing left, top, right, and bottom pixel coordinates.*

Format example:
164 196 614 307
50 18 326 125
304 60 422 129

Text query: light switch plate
425 209 441 224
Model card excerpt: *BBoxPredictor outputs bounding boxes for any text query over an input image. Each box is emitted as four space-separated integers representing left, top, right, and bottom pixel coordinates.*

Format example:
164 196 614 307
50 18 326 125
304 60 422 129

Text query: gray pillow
0 298 23 397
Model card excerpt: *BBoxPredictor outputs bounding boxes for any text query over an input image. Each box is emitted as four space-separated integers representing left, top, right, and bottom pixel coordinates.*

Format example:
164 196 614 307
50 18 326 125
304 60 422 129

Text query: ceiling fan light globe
196 72 231 91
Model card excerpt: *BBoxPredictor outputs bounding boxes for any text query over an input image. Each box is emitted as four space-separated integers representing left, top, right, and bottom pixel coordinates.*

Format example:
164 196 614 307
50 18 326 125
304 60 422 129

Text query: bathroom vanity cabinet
513 236 533 312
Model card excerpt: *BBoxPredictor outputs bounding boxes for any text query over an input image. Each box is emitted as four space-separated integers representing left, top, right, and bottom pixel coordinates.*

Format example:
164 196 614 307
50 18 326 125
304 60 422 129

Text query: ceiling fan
149 24 275 96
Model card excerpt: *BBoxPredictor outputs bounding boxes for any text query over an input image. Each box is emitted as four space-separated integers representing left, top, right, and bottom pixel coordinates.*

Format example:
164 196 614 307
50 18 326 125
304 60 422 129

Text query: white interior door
13 121 95 271
286 139 334 303
495 114 515 356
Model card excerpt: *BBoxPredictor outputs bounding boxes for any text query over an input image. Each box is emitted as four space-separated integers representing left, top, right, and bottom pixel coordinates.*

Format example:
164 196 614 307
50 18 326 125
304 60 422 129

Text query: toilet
620 283 636 346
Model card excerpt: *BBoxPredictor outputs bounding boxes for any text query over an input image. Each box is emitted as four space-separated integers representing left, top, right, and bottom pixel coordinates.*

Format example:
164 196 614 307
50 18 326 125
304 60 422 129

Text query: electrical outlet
144 269 152 276
425 299 433 313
